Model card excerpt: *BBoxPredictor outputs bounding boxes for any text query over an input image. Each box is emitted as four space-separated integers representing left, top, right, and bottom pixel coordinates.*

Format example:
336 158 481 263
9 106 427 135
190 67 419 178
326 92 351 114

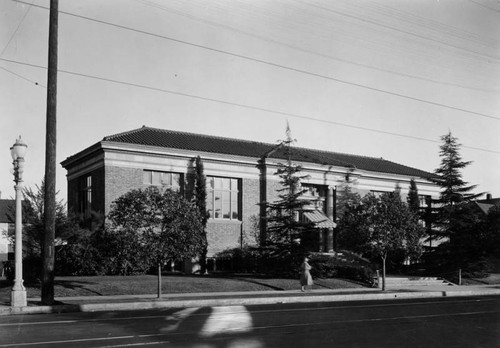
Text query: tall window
79 174 92 217
206 176 240 220
143 170 182 191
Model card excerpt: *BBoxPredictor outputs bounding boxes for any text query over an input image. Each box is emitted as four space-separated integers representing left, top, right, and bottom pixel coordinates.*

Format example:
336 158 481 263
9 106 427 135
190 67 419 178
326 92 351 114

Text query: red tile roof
95 126 434 179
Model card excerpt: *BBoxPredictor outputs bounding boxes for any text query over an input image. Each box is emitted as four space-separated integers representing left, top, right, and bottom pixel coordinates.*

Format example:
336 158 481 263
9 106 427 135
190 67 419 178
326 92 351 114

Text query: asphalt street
1 295 499 348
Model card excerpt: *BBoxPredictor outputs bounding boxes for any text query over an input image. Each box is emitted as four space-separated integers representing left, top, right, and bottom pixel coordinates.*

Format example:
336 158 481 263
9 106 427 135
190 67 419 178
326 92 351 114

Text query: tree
192 156 209 274
264 126 314 262
433 132 481 206
338 190 424 290
430 132 483 270
337 193 378 255
16 182 72 259
108 187 206 297
9 182 75 281
335 167 361 220
407 178 420 214
369 191 424 290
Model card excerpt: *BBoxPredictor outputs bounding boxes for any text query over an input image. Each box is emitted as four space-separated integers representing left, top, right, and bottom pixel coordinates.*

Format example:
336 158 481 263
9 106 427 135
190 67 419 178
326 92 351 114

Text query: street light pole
10 137 27 308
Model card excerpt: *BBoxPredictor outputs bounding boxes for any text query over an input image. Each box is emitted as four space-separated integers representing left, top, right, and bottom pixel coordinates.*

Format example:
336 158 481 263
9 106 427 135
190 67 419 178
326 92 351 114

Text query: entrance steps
377 276 455 288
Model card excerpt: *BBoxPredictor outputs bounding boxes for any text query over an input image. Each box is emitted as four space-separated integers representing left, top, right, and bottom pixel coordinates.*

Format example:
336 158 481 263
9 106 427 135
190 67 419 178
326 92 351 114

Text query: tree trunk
381 255 387 291
157 263 162 299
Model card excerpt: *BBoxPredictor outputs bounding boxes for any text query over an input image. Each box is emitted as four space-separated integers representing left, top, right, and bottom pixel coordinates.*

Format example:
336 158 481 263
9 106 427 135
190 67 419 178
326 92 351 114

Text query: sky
1 0 499 203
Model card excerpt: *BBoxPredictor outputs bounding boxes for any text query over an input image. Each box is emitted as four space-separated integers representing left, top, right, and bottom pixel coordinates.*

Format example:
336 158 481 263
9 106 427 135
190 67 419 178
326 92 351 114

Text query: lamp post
10 136 27 308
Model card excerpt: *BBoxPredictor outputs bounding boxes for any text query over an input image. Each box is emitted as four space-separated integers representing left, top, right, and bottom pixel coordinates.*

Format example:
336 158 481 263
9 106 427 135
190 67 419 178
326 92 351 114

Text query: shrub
308 252 375 284
214 246 303 278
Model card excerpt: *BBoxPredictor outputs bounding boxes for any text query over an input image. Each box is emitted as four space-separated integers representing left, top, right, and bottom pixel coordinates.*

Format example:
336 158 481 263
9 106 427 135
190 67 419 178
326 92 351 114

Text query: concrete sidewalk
1 284 500 316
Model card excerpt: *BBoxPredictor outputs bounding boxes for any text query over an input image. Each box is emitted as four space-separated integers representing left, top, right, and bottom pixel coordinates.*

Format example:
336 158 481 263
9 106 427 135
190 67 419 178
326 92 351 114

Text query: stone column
326 186 335 253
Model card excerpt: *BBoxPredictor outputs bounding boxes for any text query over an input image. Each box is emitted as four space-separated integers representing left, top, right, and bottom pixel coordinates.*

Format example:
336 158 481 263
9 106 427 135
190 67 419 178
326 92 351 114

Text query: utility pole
41 0 58 306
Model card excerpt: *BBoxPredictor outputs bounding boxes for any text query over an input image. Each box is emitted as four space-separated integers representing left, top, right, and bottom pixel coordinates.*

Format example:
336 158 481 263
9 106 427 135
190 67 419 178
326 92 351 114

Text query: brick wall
240 178 260 246
206 221 241 256
104 166 144 215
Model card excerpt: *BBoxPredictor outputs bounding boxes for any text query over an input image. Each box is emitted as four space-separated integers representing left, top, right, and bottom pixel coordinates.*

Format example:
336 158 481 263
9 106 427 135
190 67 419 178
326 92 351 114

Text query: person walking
300 256 313 292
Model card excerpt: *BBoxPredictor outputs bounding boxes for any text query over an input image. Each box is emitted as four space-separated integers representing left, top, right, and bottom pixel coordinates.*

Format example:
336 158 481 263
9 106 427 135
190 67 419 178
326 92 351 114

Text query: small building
0 199 15 262
61 126 440 259
475 194 500 215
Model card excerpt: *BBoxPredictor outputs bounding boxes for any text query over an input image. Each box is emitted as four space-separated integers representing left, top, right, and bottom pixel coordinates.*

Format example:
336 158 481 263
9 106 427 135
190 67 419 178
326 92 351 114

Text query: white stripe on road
200 306 253 337
0 309 497 347
0 297 493 328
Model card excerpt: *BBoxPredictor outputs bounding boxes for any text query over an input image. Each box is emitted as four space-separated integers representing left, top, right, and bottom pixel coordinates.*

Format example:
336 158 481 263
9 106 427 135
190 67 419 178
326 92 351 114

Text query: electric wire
11 0 500 122
0 0 45 88
339 0 497 47
295 0 500 62
1 56 498 155
134 0 498 94
468 0 500 13
0 65 45 87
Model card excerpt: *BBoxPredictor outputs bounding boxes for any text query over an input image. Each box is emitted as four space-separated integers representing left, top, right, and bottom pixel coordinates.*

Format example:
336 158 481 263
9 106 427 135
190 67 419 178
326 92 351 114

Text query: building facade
61 126 440 257
0 200 15 263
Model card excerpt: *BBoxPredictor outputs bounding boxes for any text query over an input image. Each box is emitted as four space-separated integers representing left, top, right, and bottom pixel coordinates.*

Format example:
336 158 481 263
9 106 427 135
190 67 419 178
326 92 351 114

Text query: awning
303 210 337 229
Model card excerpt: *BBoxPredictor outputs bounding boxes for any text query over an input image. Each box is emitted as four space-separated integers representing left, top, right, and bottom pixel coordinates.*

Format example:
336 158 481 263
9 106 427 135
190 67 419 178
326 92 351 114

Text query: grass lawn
0 273 365 302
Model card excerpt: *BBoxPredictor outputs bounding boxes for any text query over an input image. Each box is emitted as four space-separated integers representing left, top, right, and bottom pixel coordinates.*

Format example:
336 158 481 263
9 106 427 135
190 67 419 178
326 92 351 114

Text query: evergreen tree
193 156 209 274
427 132 485 273
335 167 361 219
265 125 314 259
433 132 481 205
407 178 420 214
433 132 482 240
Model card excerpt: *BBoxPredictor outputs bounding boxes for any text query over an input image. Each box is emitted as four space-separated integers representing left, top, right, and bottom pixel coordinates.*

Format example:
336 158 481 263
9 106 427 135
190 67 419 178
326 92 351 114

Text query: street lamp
10 136 27 308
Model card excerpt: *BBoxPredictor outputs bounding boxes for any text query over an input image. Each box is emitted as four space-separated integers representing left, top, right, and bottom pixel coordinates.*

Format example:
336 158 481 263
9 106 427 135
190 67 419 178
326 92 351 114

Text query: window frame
78 174 92 217
143 170 183 192
206 176 240 221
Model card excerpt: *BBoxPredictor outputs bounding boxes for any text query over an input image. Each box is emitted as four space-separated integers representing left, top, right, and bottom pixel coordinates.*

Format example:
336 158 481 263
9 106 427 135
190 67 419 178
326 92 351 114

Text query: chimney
486 193 492 201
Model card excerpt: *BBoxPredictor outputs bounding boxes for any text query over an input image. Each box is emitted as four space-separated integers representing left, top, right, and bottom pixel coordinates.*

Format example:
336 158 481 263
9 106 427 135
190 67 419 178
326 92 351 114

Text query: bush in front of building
214 246 303 278
214 247 375 284
307 251 375 285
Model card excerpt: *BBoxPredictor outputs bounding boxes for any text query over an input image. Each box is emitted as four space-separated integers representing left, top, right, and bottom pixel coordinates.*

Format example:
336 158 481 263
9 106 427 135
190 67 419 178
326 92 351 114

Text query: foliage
432 132 481 206
308 253 375 284
337 194 378 255
337 190 424 271
3 182 82 281
19 182 75 259
214 247 375 284
192 156 209 273
108 186 206 270
369 191 424 262
264 129 315 258
335 167 361 220
407 178 420 213
426 203 500 275
425 132 494 274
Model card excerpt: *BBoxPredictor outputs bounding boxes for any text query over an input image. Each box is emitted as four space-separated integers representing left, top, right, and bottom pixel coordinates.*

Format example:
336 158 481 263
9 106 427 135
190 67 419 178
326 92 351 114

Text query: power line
0 65 45 87
0 0 45 87
295 0 500 62
13 0 500 122
356 0 498 46
134 0 498 94
1 0 33 56
468 0 500 13
1 56 499 155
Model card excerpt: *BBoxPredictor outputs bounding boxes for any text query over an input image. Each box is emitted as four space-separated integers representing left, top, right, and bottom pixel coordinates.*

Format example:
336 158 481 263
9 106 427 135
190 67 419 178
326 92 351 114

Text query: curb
2 287 500 316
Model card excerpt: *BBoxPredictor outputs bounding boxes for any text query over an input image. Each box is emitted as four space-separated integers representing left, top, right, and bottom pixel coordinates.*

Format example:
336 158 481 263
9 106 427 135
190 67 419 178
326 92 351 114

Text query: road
1 296 499 347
